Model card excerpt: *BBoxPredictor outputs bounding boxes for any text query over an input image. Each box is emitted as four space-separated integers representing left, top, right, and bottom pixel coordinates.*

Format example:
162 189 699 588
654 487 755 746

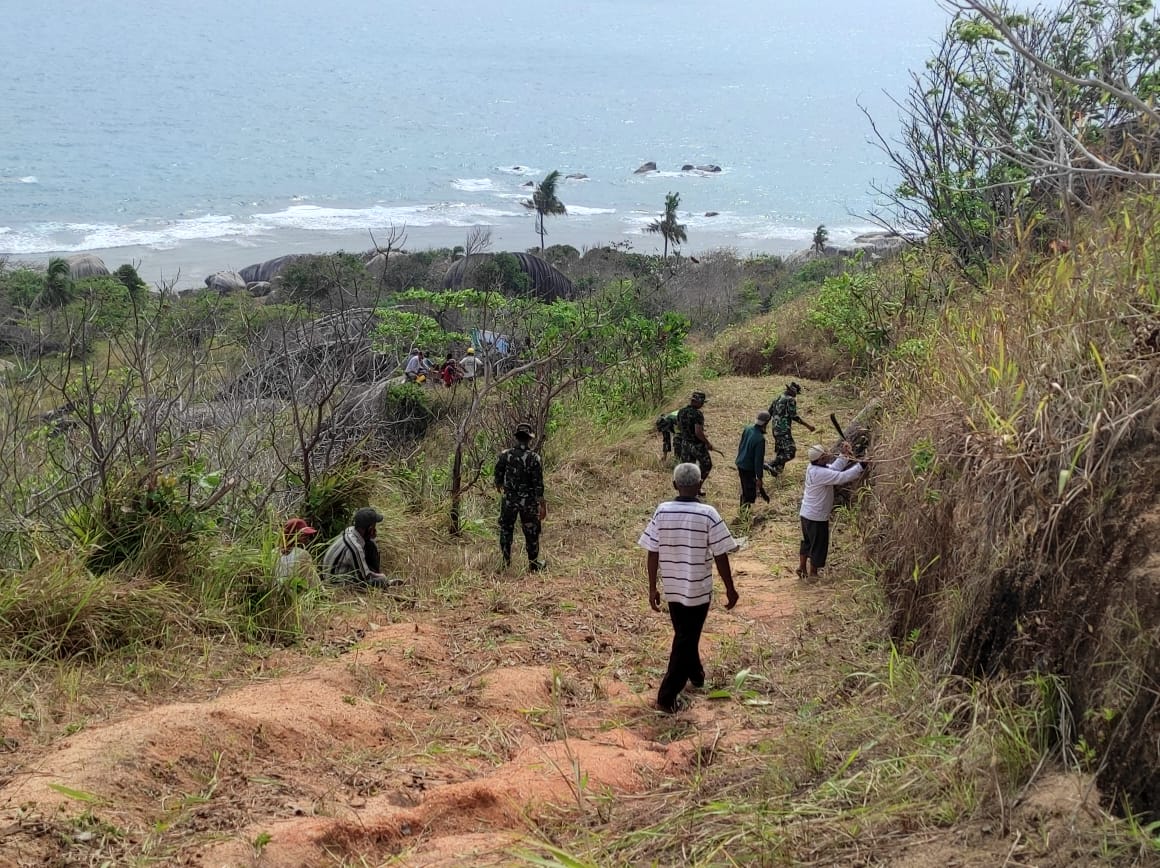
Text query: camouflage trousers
500 497 541 567
765 432 796 476
675 440 713 480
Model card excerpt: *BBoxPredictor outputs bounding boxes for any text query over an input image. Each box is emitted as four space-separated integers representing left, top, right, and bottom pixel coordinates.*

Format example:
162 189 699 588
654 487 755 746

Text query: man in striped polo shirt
639 462 740 713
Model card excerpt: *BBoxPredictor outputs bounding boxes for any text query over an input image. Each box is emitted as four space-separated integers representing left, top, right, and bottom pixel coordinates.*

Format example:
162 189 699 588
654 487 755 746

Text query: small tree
522 170 567 251
645 192 688 259
114 263 149 303
812 225 829 254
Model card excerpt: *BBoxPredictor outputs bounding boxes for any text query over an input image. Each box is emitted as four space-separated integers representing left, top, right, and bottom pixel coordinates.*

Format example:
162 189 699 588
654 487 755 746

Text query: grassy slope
0 370 1152 865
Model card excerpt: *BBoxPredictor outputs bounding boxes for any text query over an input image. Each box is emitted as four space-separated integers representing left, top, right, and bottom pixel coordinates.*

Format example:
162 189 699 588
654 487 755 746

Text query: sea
0 0 952 288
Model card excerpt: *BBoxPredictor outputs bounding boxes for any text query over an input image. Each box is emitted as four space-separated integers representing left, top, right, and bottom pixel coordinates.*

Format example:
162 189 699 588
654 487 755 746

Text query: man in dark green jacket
735 411 771 508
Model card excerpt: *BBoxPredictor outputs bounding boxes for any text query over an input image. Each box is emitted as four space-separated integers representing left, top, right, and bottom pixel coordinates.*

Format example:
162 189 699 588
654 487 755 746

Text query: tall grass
864 193 1160 819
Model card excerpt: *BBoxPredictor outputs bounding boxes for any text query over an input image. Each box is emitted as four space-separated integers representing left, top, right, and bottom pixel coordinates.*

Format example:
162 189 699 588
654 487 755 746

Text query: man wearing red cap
276 518 319 588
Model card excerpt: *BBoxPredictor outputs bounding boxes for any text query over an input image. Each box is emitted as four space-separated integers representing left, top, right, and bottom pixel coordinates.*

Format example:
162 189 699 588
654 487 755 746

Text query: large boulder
442 252 574 301
696 164 722 173
633 161 658 174
204 270 247 294
565 172 589 180
64 254 109 279
238 254 307 285
681 164 696 171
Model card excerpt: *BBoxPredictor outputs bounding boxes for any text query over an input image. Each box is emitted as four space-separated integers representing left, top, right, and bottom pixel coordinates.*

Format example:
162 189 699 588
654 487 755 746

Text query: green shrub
382 381 435 441
298 462 378 542
474 252 532 295
279 252 371 304
113 264 148 301
1 267 45 309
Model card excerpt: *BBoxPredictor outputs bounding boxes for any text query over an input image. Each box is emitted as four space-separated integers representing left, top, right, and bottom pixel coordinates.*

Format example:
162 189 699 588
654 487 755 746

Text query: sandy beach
26 219 806 292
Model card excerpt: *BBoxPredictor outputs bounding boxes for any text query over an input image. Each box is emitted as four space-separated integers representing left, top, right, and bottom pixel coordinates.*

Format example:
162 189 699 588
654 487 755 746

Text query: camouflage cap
787 382 802 395
690 390 708 403
514 422 536 439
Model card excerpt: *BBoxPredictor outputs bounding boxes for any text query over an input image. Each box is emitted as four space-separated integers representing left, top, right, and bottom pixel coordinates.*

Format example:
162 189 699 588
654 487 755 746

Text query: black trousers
799 517 831 568
499 498 541 565
738 468 758 506
657 601 709 710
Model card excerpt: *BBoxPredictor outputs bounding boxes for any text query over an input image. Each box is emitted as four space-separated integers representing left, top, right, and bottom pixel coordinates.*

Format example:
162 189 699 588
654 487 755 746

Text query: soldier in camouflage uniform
675 391 715 491
494 422 547 571
764 382 816 477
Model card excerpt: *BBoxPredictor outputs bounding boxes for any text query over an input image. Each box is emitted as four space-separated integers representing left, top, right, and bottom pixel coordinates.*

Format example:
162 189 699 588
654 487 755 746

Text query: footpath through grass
0 374 1154 865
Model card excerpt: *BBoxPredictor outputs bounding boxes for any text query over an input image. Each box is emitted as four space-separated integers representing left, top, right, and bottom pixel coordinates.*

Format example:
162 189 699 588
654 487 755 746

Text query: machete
829 412 846 442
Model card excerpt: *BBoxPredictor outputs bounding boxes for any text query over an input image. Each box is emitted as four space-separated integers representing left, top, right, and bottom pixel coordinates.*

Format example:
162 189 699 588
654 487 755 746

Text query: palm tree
645 192 688 259
39 257 74 309
522 170 567 251
812 224 829 254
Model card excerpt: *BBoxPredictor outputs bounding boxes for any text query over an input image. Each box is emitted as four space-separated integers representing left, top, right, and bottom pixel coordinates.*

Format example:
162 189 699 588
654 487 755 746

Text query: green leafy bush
1 267 45 309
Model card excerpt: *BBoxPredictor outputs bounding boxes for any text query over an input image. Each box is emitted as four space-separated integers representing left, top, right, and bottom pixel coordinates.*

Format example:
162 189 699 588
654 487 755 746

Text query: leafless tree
866 0 1160 275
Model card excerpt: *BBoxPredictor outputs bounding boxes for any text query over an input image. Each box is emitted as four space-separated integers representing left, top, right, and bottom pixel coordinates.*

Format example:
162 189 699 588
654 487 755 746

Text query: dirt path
0 377 860 866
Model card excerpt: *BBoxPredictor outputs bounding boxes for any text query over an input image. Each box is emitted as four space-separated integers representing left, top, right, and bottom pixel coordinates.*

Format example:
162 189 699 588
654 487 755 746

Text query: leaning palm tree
39 257 74 309
522 170 567 251
645 192 688 259
812 224 829 254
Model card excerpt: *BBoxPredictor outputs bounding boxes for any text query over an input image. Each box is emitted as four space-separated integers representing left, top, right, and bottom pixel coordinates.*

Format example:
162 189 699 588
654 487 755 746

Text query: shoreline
7 219 819 291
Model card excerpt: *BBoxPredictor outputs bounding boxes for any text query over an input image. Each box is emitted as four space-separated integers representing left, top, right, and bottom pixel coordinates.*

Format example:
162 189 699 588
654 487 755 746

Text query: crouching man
321 507 403 590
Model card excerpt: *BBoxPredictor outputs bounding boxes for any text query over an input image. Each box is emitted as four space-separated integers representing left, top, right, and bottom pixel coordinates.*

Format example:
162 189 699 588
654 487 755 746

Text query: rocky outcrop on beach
205 271 247 294
784 230 921 266
683 164 721 173
64 254 110 279
442 253 573 301
238 254 307 285
633 161 657 174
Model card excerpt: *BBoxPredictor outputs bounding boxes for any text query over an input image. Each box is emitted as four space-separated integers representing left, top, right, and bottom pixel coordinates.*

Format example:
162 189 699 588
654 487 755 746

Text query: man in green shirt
735 411 770 508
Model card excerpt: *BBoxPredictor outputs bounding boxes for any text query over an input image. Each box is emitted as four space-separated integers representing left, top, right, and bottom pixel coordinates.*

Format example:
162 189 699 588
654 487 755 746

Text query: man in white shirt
638 463 739 712
404 350 422 382
798 442 867 578
460 346 483 380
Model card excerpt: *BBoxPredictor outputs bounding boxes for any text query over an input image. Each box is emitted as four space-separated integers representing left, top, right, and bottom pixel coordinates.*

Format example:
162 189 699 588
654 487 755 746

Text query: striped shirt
321 527 376 584
638 497 737 606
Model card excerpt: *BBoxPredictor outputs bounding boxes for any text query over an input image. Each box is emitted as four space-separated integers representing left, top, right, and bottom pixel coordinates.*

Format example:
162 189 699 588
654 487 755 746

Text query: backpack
655 414 676 435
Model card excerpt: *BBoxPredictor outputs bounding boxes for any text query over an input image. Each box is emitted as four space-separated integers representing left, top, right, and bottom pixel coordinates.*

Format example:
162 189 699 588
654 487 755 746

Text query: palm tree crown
522 170 567 250
645 192 688 258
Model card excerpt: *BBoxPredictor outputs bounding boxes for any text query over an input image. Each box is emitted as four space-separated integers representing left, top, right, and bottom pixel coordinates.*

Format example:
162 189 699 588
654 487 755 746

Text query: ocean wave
451 178 495 192
0 175 38 184
0 201 540 255
0 214 248 255
252 203 523 231
638 168 728 179
566 205 616 217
